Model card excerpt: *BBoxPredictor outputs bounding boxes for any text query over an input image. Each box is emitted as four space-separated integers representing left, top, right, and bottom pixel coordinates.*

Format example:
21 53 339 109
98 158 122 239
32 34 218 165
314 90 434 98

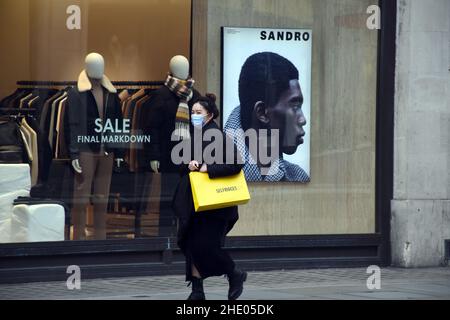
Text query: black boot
227 269 247 300
187 278 205 300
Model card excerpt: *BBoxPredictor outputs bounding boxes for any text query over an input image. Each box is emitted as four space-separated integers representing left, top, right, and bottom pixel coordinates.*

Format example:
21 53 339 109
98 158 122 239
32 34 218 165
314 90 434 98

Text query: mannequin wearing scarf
142 70 200 236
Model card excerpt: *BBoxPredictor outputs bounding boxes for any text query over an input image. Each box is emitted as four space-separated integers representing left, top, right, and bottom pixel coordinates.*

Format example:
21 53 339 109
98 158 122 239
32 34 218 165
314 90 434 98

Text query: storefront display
0 0 396 284
0 0 193 242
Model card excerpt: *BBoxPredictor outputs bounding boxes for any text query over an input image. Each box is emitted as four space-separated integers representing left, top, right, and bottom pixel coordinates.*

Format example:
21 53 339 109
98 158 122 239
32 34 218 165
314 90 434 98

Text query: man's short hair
238 52 299 131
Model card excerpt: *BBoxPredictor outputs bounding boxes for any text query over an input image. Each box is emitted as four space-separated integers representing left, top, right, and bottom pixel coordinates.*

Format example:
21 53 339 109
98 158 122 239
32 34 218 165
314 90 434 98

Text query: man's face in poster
264 79 306 155
235 51 310 181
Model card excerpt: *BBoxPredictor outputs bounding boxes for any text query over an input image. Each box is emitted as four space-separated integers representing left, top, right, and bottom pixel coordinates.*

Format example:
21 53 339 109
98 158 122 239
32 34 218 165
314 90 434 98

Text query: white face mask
191 114 206 127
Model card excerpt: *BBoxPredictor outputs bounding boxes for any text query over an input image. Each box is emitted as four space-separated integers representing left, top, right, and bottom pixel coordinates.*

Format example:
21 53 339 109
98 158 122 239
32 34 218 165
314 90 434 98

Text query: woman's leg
190 215 235 278
188 262 205 300
185 238 205 300
192 263 201 278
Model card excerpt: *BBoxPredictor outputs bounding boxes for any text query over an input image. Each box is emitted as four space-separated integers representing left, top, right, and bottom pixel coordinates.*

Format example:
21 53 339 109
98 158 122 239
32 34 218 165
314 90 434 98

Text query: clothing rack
16 80 165 87
1 108 37 112
1 115 35 123
0 108 37 117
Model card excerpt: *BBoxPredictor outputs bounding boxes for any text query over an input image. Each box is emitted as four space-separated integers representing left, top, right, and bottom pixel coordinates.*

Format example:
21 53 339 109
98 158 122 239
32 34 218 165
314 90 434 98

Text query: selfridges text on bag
189 171 250 212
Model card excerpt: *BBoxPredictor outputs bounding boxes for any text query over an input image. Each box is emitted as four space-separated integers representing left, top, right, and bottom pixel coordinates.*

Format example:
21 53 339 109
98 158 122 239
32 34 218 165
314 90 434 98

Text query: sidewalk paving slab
1 267 449 300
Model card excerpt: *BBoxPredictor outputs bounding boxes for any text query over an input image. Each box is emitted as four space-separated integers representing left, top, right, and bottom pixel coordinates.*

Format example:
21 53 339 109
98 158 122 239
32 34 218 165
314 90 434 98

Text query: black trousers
185 213 235 281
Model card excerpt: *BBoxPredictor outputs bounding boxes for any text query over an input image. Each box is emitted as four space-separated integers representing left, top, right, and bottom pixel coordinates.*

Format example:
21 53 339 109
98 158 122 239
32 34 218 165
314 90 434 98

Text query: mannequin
72 53 124 173
143 55 200 235
66 52 125 240
150 55 190 173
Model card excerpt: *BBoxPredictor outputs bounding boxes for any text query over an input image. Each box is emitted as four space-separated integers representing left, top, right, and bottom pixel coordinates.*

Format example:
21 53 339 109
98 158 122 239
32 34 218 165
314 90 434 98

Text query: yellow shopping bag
189 171 251 212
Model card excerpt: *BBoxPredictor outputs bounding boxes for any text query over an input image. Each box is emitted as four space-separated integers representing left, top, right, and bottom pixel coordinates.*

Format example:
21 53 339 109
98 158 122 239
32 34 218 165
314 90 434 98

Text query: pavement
0 267 449 300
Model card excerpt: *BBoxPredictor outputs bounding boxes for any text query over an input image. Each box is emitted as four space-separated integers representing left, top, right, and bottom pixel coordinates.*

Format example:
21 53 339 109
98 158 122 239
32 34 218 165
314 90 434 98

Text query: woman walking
172 94 247 300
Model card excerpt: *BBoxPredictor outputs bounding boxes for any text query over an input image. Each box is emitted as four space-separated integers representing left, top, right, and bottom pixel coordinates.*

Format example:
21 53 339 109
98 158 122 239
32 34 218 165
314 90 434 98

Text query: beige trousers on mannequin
72 152 114 240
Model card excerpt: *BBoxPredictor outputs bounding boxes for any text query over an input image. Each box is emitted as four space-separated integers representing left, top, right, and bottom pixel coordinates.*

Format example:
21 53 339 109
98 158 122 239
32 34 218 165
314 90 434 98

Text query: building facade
0 0 447 284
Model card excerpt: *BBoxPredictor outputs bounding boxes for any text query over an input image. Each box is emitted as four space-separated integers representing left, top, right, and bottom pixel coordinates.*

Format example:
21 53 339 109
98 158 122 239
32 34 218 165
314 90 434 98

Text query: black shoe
187 291 206 300
227 269 247 300
187 278 205 300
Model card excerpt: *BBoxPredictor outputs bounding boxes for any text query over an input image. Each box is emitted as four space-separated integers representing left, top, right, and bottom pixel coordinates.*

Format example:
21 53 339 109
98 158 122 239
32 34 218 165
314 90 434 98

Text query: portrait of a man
222 27 312 183
224 52 310 182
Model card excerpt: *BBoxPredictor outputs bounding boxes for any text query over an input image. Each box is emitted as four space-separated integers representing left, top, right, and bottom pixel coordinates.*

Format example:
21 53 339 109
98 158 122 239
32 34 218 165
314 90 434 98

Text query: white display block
0 190 30 243
0 164 31 194
0 190 29 220
11 204 65 243
0 219 11 243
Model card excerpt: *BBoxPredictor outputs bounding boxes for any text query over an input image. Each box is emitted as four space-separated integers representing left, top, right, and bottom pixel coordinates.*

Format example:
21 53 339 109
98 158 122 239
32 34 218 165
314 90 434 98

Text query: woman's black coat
172 120 243 253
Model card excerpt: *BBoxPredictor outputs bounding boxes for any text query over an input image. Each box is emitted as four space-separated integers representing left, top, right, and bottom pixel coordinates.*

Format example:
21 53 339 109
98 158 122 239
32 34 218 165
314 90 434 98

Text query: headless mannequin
149 55 190 173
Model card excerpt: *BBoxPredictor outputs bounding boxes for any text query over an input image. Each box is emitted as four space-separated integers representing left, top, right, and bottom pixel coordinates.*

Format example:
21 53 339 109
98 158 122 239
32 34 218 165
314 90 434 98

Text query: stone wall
392 0 450 267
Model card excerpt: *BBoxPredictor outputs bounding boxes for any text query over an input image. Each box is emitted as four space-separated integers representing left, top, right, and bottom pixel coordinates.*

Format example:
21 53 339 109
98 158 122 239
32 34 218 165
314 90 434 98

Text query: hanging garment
0 120 26 163
21 117 38 186
118 89 130 103
121 95 134 164
52 97 67 152
43 159 74 206
126 93 149 170
121 95 131 115
33 89 58 121
58 101 70 160
55 98 67 159
40 91 64 135
129 94 150 172
27 96 40 110
19 125 33 161
19 93 34 109
7 90 32 109
26 116 53 184
48 92 67 149
123 89 145 123
0 89 20 110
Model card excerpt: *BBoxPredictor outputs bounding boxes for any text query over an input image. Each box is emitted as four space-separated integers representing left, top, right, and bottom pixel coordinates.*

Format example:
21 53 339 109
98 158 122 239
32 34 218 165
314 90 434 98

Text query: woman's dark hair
196 93 220 119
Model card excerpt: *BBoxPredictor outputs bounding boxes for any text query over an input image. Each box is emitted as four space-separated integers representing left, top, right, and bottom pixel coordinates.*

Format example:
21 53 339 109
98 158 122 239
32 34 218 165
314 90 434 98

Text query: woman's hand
188 160 200 172
199 163 208 173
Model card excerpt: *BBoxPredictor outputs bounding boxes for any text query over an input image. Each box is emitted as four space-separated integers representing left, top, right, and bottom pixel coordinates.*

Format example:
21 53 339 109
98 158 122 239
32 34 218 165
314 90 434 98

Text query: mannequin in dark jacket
142 56 200 236
142 86 200 172
172 94 247 301
65 53 124 240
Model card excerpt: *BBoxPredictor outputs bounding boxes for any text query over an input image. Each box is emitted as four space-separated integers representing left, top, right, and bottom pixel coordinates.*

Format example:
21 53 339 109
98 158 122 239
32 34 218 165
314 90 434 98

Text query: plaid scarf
165 74 195 140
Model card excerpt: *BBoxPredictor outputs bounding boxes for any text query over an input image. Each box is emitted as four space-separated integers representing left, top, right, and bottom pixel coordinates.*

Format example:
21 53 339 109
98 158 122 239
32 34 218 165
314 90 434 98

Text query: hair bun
205 93 217 103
